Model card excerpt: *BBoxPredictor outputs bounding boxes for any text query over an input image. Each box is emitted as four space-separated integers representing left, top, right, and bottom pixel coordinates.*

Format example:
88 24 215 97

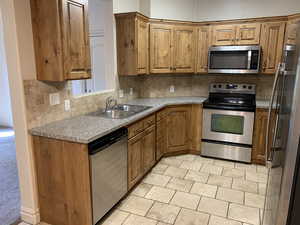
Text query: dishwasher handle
88 128 128 155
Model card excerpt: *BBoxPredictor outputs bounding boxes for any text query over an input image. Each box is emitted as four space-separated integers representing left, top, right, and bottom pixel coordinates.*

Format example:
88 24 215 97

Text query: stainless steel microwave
208 45 261 74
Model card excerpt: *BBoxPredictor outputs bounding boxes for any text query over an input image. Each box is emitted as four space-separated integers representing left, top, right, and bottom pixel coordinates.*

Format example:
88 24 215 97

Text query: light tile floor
102 154 268 225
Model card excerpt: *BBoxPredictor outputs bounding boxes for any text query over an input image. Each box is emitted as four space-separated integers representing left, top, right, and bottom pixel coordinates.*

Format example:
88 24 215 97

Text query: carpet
0 128 20 225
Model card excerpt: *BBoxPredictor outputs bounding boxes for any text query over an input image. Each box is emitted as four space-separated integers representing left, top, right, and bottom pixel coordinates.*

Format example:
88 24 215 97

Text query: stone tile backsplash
24 74 273 129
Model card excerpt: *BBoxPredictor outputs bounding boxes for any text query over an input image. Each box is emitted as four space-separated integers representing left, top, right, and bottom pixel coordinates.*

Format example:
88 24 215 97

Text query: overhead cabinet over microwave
208 45 261 74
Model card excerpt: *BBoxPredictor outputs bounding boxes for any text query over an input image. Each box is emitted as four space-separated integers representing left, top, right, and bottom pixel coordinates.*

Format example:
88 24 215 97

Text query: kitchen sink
88 104 152 119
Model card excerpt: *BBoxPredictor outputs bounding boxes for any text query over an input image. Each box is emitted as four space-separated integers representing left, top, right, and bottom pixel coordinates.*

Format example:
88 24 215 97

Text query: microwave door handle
247 51 252 69
265 63 282 167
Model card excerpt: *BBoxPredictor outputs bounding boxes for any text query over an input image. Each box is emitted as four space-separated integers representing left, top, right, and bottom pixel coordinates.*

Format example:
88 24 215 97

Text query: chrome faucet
105 96 117 112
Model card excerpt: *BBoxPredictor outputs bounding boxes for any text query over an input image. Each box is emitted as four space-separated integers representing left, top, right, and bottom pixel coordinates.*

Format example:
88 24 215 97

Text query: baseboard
20 206 40 225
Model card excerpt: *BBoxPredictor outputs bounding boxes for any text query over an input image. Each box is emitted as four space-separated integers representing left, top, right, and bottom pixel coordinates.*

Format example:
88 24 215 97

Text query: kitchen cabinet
150 24 196 73
127 114 156 189
166 106 192 153
115 12 149 75
252 108 275 165
30 0 91 81
190 104 203 152
285 17 300 45
156 109 168 160
33 137 92 225
196 26 211 73
260 21 286 74
212 23 261 46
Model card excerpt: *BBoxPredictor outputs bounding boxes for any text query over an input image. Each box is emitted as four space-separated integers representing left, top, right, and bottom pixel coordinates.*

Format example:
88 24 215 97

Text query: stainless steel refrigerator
263 23 300 225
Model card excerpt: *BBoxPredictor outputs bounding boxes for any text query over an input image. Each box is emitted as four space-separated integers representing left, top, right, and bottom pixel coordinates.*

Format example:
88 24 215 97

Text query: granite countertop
30 97 270 144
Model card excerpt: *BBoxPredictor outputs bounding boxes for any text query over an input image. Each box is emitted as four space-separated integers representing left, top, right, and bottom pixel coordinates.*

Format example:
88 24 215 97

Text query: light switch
64 100 71 111
49 93 60 105
170 85 175 93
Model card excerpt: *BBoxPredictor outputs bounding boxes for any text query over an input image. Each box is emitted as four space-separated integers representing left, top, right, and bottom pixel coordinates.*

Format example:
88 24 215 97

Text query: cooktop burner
203 83 256 112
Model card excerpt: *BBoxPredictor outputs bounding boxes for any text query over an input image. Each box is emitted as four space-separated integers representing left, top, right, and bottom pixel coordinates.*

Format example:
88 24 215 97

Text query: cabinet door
137 19 149 74
166 106 191 153
150 24 173 73
156 118 167 160
128 133 144 189
62 0 91 80
236 23 261 45
285 19 300 45
252 109 275 165
173 25 196 73
260 22 285 74
196 26 211 73
212 25 236 46
143 126 156 172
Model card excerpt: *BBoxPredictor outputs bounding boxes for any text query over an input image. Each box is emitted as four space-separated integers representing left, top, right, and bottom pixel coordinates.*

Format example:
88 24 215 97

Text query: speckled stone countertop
30 97 270 144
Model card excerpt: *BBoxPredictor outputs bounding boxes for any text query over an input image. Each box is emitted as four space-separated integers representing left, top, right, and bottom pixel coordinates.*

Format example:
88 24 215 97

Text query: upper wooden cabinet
150 24 196 74
285 16 300 45
196 26 211 73
212 23 261 46
260 21 286 74
31 0 91 81
115 13 149 76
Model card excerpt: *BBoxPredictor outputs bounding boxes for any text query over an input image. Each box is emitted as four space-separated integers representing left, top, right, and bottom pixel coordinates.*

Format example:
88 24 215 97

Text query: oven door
203 109 254 145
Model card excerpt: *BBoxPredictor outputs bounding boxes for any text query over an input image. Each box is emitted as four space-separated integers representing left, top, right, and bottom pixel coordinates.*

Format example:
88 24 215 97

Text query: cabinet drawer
157 109 168 121
143 115 156 129
128 121 144 139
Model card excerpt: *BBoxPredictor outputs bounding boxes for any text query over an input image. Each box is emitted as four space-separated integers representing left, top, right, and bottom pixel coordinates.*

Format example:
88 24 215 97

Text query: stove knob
243 85 247 89
218 85 222 88
248 86 252 89
213 85 217 88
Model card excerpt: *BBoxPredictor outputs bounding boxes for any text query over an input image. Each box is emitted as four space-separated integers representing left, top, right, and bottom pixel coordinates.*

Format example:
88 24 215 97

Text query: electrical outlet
129 88 133 96
119 89 124 98
64 100 71 111
170 85 175 93
49 93 60 105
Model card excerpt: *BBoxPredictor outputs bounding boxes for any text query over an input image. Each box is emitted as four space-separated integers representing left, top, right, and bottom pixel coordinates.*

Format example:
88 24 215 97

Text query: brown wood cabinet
190 104 203 152
252 108 275 165
166 106 192 153
196 26 211 73
33 137 92 225
260 21 286 74
156 109 168 160
31 0 91 81
285 16 300 45
115 13 149 75
212 23 261 46
150 24 196 74
127 115 156 189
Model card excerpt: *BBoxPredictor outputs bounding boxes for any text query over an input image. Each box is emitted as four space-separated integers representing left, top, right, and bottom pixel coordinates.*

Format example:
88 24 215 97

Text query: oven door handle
265 63 282 167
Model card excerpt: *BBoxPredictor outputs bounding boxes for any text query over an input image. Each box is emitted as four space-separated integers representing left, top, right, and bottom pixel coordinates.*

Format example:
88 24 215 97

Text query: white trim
21 207 40 225
73 88 116 99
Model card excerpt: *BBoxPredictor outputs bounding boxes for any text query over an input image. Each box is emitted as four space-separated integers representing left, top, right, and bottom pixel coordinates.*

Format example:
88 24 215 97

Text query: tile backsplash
24 74 274 129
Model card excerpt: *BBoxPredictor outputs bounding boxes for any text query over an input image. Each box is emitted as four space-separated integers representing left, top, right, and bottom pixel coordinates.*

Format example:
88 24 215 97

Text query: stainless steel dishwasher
88 128 128 225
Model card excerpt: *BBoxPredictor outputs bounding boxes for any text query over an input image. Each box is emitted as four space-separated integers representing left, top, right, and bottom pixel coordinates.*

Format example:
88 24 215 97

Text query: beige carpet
0 128 20 225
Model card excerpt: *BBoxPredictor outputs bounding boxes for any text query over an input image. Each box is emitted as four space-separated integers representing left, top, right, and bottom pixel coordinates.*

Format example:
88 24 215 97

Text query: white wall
115 0 300 21
0 16 13 127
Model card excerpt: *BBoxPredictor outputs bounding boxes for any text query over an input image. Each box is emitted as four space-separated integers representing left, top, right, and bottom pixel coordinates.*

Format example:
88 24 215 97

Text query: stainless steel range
202 83 256 163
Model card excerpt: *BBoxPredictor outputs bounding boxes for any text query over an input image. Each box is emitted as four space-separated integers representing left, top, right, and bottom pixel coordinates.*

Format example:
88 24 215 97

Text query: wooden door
156 118 167 160
137 19 149 74
212 25 236 46
173 25 196 73
252 109 276 165
150 24 173 73
166 106 191 153
128 132 144 189
285 18 300 45
62 0 91 80
260 22 285 74
196 26 211 73
142 126 156 172
236 23 261 45
190 104 202 152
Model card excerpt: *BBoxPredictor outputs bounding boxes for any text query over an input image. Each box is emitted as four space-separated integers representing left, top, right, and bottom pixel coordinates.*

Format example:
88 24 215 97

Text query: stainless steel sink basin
88 104 152 119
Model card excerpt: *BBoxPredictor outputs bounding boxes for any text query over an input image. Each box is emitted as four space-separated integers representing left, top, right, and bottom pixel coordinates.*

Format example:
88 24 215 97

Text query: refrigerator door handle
266 63 282 165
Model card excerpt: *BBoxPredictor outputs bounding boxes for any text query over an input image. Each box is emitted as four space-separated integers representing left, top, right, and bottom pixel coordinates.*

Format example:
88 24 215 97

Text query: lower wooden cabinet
252 108 275 165
166 106 192 153
128 115 156 189
156 109 168 160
